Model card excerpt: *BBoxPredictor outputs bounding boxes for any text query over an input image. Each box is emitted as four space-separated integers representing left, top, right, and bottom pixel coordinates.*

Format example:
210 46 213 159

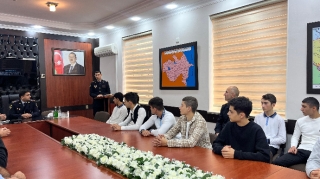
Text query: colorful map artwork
161 46 196 87
312 27 320 89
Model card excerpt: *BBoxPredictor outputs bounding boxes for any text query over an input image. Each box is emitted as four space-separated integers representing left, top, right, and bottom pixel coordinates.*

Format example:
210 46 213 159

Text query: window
123 32 153 104
212 1 287 117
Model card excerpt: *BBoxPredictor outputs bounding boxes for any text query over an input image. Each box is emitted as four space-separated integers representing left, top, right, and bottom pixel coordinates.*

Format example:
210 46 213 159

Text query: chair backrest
209 133 217 144
94 111 110 122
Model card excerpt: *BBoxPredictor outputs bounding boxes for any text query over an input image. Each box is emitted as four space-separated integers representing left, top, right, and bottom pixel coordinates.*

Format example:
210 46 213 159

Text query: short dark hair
95 71 101 74
19 90 30 98
302 97 319 111
113 92 123 102
228 96 252 118
124 92 139 104
182 96 198 113
69 52 77 58
148 97 164 110
262 93 277 104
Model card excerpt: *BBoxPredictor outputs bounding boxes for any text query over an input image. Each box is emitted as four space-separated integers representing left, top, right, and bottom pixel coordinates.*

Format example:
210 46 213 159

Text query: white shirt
106 104 128 124
186 121 191 139
254 112 286 149
118 104 146 130
306 137 320 177
139 110 181 138
291 115 320 151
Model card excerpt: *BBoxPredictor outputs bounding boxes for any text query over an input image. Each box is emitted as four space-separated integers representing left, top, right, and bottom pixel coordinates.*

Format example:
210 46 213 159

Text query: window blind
123 33 153 104
212 1 287 117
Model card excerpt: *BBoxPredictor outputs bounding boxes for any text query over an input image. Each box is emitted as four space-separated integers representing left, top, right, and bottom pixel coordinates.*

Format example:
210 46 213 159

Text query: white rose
64 137 72 145
100 156 108 164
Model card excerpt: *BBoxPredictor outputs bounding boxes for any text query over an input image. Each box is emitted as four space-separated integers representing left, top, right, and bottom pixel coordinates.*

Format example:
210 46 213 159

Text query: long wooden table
2 117 308 179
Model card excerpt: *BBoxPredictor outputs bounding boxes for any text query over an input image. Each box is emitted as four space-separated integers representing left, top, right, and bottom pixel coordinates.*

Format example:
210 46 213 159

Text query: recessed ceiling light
166 4 178 9
130 16 141 21
88 32 95 36
33 25 43 29
105 26 114 30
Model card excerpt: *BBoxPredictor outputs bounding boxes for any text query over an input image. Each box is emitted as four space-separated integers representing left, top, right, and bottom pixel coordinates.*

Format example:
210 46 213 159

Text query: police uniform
8 100 40 120
89 80 111 116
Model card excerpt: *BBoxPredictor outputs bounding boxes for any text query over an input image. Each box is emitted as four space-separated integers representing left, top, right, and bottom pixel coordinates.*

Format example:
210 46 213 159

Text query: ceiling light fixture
106 26 114 30
88 32 95 36
166 4 178 9
46 2 58 12
33 25 43 29
130 16 141 21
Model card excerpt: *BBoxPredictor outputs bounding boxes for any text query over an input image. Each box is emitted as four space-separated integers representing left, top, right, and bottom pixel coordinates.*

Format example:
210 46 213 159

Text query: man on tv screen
63 52 85 75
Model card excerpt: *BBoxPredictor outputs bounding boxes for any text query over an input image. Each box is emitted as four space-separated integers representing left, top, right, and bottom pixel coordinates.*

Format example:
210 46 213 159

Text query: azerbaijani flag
54 50 64 74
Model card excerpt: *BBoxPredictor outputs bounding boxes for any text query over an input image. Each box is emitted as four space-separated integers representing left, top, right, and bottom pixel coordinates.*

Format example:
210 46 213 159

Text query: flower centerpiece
61 134 224 179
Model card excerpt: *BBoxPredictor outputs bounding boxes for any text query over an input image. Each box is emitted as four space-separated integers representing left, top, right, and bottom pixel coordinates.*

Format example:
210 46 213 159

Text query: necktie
69 66 74 73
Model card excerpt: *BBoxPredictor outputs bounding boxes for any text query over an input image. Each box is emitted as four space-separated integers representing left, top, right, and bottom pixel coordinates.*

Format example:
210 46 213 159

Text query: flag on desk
54 50 64 74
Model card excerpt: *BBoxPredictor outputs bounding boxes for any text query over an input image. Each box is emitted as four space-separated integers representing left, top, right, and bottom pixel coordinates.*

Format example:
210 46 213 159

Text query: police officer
8 90 40 120
90 71 111 116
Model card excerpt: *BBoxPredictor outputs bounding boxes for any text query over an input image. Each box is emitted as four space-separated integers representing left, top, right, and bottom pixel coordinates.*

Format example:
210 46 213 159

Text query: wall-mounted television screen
52 48 85 76
0 58 37 88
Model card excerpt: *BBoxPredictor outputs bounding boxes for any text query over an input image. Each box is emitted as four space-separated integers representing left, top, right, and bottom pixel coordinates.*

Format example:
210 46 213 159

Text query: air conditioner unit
94 43 117 57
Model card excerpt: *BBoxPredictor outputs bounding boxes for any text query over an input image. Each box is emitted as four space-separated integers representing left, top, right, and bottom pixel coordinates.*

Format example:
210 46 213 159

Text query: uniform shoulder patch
11 100 19 103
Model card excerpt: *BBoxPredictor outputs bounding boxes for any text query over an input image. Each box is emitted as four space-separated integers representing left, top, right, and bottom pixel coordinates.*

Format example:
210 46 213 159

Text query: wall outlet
85 105 88 109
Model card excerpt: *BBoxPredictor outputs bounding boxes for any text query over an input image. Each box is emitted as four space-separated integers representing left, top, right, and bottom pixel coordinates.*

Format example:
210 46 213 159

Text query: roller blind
212 1 287 117
123 33 153 104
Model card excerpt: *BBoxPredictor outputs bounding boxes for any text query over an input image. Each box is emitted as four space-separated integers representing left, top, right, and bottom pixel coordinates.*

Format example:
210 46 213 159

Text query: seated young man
273 97 320 167
152 96 212 149
0 138 26 179
111 92 146 131
8 90 40 120
306 137 320 179
254 93 286 156
139 97 181 138
106 92 128 124
212 96 270 163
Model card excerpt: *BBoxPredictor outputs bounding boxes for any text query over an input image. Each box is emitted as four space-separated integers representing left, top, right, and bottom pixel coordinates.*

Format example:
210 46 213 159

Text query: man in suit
63 52 85 75
89 71 111 116
214 86 239 136
8 91 40 120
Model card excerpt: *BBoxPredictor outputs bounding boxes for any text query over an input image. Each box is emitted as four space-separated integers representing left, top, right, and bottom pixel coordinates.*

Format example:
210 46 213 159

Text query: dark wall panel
44 39 93 108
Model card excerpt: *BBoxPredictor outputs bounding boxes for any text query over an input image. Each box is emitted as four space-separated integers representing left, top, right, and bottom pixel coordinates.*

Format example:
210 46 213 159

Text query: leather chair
272 143 286 161
94 111 110 123
209 133 217 144
1 94 20 116
289 163 306 172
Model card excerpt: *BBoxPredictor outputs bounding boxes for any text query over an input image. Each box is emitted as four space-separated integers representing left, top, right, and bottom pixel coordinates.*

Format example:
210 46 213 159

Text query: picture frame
307 22 320 94
159 42 198 90
52 48 86 76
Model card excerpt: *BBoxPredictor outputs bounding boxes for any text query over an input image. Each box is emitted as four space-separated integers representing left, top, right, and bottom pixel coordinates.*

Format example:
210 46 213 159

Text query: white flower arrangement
61 134 224 179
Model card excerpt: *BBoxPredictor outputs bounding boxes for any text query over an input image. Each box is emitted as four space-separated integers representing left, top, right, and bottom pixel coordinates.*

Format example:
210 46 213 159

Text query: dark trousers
93 99 108 117
270 146 278 156
273 149 311 167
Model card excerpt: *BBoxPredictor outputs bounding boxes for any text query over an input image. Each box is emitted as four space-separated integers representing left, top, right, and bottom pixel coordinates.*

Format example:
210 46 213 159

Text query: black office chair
272 143 286 161
209 133 217 144
94 111 110 123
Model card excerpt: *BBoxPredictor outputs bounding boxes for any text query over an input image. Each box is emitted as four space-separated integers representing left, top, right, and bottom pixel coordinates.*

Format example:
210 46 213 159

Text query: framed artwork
307 22 320 94
52 48 86 76
159 42 198 90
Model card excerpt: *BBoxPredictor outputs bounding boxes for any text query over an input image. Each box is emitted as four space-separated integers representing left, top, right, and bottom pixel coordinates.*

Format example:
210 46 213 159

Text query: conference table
2 116 308 179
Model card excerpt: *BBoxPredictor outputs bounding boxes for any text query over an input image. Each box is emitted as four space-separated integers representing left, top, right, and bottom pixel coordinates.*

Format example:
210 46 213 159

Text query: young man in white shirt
273 97 320 167
254 93 286 156
111 92 146 131
139 97 180 138
306 137 320 178
106 92 128 124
